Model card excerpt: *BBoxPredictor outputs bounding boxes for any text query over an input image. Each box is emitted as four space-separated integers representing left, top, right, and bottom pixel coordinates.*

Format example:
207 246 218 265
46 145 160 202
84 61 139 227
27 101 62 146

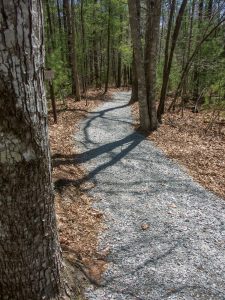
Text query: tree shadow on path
54 132 145 191
54 101 145 191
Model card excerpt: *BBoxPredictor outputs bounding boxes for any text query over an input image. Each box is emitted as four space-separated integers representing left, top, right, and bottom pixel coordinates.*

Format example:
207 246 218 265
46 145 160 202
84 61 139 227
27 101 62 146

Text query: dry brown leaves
132 102 225 199
49 90 112 285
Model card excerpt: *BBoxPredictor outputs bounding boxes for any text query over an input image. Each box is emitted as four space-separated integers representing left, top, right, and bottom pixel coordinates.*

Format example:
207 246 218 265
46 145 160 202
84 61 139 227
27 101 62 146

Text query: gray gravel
75 92 225 300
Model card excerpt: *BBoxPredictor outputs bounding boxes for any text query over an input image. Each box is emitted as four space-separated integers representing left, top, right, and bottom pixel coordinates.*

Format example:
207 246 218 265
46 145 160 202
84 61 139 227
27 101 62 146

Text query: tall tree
129 0 141 105
64 0 80 99
93 0 100 88
157 0 188 121
129 53 139 104
128 0 151 130
145 0 162 130
104 0 112 94
128 0 161 130
0 1 62 299
71 0 81 100
117 13 123 88
157 0 176 119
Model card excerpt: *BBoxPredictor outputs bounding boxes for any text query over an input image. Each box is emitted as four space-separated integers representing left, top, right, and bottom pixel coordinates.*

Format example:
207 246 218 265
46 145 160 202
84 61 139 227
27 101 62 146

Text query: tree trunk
93 0 100 88
169 18 225 110
128 0 151 130
0 1 62 299
145 0 162 130
129 0 140 104
182 0 196 96
157 0 176 120
104 0 111 94
117 50 122 88
80 0 87 93
71 0 81 100
46 0 55 50
157 0 188 121
193 0 204 100
57 0 62 32
129 54 139 104
207 0 213 19
63 0 81 99
63 0 68 34
112 47 117 86
117 14 123 88
49 81 58 124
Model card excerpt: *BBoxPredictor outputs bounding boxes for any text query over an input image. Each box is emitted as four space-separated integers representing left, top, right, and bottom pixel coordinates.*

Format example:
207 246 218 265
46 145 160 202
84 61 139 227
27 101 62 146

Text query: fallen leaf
141 223 150 230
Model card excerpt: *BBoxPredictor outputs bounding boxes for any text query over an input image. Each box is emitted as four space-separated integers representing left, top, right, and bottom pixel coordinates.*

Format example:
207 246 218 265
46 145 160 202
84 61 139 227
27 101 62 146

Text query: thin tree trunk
207 0 213 19
117 50 122 88
57 0 62 31
159 4 165 62
104 0 111 94
56 0 65 61
193 0 204 99
93 0 100 88
63 0 68 34
157 0 188 122
99 32 104 89
182 0 195 96
117 14 123 88
169 17 225 110
0 1 62 299
63 0 81 99
80 0 87 93
49 81 58 124
46 0 55 50
157 0 176 120
71 0 81 100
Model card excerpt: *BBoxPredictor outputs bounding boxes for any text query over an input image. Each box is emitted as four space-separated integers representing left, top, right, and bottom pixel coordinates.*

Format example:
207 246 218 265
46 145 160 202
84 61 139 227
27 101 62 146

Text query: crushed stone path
75 92 225 300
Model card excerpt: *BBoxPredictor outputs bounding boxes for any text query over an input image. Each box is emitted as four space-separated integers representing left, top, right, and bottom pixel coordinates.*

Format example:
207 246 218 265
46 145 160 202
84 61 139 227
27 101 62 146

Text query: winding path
75 92 225 300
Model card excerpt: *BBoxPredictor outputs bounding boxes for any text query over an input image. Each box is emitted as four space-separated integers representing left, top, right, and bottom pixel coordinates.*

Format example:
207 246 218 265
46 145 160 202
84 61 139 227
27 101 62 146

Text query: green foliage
43 0 131 93
119 44 132 66
47 47 71 97
43 0 225 108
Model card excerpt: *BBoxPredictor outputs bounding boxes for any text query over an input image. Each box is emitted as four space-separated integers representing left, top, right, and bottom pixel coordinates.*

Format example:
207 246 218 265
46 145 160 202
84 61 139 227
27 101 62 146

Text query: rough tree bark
129 0 140 105
129 53 139 104
0 1 62 299
128 0 151 130
145 0 162 130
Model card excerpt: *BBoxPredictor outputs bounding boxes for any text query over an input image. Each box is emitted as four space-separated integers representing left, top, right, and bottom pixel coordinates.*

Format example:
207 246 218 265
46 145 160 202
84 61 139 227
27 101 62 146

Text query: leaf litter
48 90 112 295
132 102 225 199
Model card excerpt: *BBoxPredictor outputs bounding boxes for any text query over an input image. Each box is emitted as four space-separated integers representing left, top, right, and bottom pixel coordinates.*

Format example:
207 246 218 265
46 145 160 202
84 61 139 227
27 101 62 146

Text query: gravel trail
75 92 225 300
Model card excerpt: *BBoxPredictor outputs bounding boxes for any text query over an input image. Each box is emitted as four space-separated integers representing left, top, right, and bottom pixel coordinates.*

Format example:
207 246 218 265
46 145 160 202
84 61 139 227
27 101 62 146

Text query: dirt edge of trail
49 89 114 299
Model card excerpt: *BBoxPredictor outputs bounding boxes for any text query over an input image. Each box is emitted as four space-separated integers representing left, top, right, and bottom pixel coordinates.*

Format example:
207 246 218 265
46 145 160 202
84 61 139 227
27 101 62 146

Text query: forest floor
49 89 113 298
132 101 225 199
48 90 225 299
74 91 225 299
